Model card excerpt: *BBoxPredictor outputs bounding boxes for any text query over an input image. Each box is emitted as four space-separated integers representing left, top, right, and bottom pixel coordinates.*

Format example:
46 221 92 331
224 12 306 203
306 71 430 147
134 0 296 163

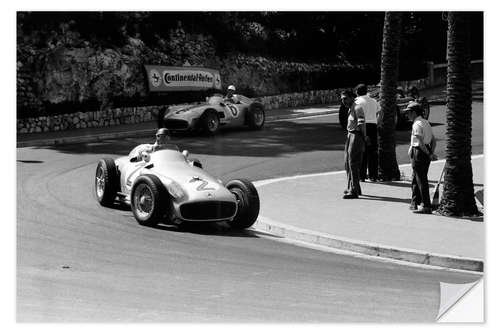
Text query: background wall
17 12 483 119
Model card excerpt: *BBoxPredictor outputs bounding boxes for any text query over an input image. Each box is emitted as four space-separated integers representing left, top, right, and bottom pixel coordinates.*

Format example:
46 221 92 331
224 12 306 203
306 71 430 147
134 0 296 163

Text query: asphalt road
16 102 483 322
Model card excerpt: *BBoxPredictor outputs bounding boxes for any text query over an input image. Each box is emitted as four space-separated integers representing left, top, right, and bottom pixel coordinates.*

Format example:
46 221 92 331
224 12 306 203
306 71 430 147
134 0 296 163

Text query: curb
17 110 338 148
254 217 483 272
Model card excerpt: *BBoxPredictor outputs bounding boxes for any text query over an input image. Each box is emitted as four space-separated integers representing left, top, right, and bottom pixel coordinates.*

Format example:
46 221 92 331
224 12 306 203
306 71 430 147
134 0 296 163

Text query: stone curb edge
17 110 339 148
254 217 483 273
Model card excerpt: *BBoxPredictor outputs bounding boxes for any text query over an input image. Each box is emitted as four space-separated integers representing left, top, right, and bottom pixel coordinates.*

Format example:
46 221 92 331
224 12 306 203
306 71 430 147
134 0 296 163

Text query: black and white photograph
9 3 493 325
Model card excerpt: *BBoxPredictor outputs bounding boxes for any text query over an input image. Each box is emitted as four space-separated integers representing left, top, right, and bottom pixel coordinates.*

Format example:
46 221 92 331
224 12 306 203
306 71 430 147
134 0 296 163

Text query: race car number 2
189 177 215 191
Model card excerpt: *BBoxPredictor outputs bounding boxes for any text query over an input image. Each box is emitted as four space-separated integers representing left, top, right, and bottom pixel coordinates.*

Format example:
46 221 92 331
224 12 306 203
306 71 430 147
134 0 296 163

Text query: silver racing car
94 145 260 229
161 94 265 134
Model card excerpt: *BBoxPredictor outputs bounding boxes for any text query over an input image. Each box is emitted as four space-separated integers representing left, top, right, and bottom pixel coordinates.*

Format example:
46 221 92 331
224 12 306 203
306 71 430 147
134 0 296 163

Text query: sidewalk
253 156 484 272
16 104 339 147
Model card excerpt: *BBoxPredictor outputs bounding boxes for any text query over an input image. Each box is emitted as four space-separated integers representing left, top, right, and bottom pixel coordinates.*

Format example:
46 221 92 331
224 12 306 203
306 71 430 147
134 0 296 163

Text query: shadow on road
17 159 44 163
152 221 259 238
27 117 449 159
361 194 412 204
28 120 347 158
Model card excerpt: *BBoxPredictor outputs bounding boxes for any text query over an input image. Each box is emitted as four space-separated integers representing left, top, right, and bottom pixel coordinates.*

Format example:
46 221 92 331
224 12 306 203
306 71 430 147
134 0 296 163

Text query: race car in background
94 146 260 229
338 87 430 130
160 94 266 135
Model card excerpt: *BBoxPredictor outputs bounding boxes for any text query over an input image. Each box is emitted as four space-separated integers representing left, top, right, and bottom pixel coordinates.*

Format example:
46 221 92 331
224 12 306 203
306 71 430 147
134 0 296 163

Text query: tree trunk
437 12 479 216
378 12 402 181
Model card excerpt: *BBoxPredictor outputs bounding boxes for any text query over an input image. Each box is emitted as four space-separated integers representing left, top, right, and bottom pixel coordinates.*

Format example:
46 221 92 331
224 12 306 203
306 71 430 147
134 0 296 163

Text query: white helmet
227 85 236 91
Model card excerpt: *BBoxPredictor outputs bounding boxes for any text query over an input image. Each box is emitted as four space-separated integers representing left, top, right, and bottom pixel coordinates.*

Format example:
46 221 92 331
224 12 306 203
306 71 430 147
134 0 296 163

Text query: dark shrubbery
17 12 483 118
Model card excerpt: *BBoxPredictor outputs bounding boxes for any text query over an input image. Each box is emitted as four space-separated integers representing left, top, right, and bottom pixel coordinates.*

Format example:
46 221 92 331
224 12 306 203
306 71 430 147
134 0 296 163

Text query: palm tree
437 12 479 216
377 12 402 181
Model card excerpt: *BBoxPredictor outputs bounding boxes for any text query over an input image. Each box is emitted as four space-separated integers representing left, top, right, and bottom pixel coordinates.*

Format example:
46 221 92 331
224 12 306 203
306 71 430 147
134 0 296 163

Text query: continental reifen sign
144 65 222 92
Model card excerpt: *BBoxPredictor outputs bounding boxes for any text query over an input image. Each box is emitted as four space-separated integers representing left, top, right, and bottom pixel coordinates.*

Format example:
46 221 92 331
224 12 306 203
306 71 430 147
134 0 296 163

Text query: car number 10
228 104 239 117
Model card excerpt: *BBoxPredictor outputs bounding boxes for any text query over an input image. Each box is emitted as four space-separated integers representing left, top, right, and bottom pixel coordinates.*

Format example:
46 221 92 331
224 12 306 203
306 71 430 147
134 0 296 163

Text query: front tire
131 175 169 227
95 158 119 207
226 179 260 229
199 110 219 135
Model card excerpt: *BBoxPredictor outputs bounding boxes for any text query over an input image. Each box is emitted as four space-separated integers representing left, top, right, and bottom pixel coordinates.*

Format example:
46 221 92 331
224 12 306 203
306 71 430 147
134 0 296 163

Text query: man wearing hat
406 101 437 214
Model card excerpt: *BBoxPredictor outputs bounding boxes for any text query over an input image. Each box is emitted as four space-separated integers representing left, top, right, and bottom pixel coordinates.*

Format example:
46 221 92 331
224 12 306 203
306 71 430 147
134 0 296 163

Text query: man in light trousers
341 90 367 199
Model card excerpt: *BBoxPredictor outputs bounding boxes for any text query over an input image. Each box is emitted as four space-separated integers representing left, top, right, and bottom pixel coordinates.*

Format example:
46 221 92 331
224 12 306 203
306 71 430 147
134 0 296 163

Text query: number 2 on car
189 177 215 191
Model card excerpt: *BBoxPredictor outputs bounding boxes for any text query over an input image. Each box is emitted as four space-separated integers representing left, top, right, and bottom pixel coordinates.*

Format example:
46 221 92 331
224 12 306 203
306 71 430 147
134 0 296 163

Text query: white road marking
254 154 484 188
268 111 338 123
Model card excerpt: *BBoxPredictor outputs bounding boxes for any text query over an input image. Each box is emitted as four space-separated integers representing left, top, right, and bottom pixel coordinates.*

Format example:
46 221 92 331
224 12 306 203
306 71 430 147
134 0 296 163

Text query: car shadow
31 118 447 159
29 120 347 158
152 221 259 238
17 159 44 163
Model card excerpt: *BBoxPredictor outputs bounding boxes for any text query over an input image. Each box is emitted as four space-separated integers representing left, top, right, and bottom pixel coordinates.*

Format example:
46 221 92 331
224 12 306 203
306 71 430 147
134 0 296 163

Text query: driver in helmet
132 128 179 161
224 85 239 103
152 128 178 152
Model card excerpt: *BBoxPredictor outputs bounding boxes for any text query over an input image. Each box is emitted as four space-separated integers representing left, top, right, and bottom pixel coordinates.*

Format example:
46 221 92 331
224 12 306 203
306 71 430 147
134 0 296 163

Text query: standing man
406 102 437 214
341 90 366 199
355 84 381 182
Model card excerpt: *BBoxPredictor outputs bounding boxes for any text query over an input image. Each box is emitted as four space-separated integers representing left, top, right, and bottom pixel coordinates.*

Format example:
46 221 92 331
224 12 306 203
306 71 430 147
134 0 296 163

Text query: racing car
338 89 430 130
94 145 260 229
160 94 265 134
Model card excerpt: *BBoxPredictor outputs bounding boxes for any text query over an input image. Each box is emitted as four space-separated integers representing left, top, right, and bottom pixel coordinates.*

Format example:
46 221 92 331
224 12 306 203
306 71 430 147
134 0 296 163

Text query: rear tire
95 158 119 207
131 175 169 227
226 179 260 229
200 110 219 135
247 104 265 130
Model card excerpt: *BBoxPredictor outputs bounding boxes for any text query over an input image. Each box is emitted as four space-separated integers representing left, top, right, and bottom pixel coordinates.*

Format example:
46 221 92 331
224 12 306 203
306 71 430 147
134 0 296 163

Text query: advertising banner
144 65 222 92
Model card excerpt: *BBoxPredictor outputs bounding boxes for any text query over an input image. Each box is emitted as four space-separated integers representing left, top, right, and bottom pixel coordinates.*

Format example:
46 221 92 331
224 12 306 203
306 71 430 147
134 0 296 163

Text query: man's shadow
360 194 411 204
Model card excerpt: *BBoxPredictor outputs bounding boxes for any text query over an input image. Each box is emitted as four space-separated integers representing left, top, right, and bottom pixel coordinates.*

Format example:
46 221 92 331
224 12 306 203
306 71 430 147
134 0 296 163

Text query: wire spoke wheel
207 115 218 131
231 188 246 211
133 183 155 219
95 166 105 199
130 175 168 227
201 110 219 134
94 158 118 206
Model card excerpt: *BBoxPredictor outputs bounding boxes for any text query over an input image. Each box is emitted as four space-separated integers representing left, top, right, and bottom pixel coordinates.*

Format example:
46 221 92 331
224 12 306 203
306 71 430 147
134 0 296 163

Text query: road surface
16 102 483 322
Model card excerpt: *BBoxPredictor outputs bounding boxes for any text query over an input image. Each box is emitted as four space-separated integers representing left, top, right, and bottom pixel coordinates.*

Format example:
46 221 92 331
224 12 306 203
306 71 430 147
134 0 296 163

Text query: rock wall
17 34 374 118
17 90 340 134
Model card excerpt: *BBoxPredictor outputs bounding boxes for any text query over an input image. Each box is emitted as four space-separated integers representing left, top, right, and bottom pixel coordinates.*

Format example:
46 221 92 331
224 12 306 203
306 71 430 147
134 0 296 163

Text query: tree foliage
17 12 483 116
